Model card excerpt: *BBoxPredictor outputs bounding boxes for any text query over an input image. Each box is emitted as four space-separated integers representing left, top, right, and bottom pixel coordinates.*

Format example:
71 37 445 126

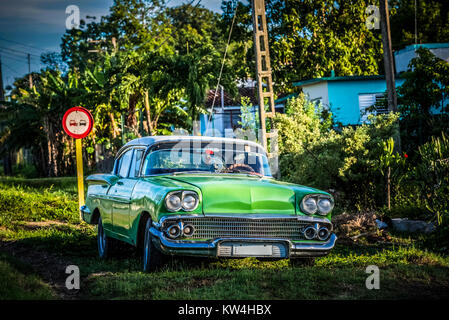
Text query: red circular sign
62 106 94 139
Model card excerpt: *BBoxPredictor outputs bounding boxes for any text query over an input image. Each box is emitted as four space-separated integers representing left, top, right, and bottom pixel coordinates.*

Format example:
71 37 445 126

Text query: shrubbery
274 93 400 211
275 94 448 228
393 133 449 225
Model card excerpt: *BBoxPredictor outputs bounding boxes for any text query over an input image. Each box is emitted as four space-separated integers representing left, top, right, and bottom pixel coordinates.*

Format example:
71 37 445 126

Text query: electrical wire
0 52 28 64
0 35 46 53
0 46 40 58
207 1 238 125
0 49 42 63
2 62 21 76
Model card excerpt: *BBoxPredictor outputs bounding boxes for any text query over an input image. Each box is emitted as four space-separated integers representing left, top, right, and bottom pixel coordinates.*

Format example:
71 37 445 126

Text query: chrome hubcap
99 224 105 253
144 231 149 267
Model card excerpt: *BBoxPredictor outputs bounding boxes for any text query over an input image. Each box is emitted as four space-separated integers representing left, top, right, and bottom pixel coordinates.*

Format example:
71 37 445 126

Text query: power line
208 1 238 124
0 35 46 53
0 52 27 64
0 46 41 58
0 48 42 63
0 51 41 68
3 61 24 74
2 62 21 76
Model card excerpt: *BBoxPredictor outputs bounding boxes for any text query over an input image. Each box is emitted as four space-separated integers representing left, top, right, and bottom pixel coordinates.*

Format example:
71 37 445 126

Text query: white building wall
301 81 329 109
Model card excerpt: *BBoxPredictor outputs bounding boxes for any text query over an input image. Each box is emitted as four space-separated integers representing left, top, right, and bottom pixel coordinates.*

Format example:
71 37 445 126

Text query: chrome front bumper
150 227 337 258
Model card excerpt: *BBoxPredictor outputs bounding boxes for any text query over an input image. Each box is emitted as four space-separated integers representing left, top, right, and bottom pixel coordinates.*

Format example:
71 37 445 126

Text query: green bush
276 94 449 230
274 93 400 211
12 164 39 179
394 132 449 225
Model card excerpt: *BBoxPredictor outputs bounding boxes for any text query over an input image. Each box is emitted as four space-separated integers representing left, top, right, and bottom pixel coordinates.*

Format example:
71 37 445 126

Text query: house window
358 93 387 123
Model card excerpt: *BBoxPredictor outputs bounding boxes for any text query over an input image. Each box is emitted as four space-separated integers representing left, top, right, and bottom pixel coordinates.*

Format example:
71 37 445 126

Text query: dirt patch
0 240 82 300
332 212 391 244
20 220 82 231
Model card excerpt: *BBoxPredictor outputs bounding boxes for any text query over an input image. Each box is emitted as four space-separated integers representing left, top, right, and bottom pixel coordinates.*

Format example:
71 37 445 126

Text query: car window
129 149 144 178
142 147 271 177
117 149 133 177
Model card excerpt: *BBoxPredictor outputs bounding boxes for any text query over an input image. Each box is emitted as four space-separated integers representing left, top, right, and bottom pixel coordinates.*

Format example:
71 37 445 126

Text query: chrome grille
162 216 326 241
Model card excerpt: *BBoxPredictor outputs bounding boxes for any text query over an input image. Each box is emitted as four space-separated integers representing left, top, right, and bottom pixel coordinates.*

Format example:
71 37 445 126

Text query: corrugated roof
205 86 291 108
394 43 449 56
293 75 387 87
205 87 258 108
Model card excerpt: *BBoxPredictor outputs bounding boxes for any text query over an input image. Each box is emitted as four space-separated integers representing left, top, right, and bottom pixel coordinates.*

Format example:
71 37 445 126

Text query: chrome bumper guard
150 228 337 258
80 205 91 223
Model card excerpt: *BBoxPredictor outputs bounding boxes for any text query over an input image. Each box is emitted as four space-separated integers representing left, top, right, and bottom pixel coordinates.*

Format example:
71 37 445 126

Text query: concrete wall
325 79 404 125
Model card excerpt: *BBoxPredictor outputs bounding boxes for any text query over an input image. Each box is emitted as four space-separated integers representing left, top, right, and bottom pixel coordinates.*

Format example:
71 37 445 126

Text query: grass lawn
1 177 449 300
0 252 56 300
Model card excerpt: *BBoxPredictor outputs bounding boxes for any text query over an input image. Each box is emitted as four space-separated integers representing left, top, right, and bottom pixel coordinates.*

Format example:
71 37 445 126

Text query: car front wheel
143 219 163 272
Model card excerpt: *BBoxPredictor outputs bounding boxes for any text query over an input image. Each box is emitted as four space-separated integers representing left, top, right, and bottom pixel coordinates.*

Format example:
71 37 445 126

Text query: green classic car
81 136 337 271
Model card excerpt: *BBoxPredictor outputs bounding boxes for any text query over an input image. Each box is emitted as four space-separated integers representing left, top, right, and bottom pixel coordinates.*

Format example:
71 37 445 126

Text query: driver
202 149 224 172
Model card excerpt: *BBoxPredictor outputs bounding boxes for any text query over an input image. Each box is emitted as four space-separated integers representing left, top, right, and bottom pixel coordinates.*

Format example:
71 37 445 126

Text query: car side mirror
86 173 120 186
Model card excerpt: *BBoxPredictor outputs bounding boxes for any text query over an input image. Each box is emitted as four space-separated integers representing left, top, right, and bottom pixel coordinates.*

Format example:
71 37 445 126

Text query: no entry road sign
62 106 94 218
62 106 94 139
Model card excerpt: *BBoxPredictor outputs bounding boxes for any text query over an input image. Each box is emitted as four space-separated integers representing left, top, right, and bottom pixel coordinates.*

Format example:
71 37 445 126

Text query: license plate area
217 241 287 258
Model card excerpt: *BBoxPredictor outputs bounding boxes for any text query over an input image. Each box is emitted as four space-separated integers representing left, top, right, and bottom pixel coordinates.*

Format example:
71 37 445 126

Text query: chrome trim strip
149 228 337 258
155 214 331 228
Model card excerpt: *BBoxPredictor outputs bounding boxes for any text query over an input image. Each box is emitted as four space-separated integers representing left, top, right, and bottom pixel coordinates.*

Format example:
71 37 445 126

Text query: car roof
119 135 266 155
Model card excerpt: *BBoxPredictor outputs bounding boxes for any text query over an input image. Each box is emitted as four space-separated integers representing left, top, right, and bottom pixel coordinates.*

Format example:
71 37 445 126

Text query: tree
390 0 449 50
1 70 86 177
3 0 242 176
397 47 449 153
224 0 383 91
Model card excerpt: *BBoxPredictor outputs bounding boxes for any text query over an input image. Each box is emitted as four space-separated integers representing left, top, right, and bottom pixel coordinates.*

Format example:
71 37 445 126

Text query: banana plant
377 137 407 209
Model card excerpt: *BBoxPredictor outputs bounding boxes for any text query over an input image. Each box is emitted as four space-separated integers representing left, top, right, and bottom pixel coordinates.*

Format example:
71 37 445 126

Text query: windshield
142 145 272 177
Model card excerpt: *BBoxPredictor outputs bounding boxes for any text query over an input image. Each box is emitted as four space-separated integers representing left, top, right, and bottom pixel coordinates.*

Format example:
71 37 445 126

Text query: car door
108 148 137 238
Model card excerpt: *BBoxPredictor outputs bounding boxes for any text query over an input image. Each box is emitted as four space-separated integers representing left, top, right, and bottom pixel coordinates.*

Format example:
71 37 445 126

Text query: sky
0 0 224 89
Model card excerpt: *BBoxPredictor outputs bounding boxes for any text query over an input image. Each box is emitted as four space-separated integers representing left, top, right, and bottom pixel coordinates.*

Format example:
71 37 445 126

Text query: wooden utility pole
251 0 276 155
379 0 397 113
379 0 401 152
0 55 4 101
27 53 33 89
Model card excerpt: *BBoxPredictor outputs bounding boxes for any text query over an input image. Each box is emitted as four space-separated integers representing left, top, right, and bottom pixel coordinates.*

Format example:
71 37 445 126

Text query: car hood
166 174 310 216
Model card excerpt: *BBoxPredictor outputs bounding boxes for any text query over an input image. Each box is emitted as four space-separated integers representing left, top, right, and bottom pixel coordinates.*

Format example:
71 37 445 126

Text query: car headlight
165 192 182 212
181 191 199 211
301 196 317 214
165 191 199 212
317 198 333 215
301 194 333 215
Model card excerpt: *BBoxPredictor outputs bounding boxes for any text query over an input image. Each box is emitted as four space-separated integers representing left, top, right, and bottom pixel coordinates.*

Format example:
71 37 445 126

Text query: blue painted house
292 75 405 125
292 43 449 125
